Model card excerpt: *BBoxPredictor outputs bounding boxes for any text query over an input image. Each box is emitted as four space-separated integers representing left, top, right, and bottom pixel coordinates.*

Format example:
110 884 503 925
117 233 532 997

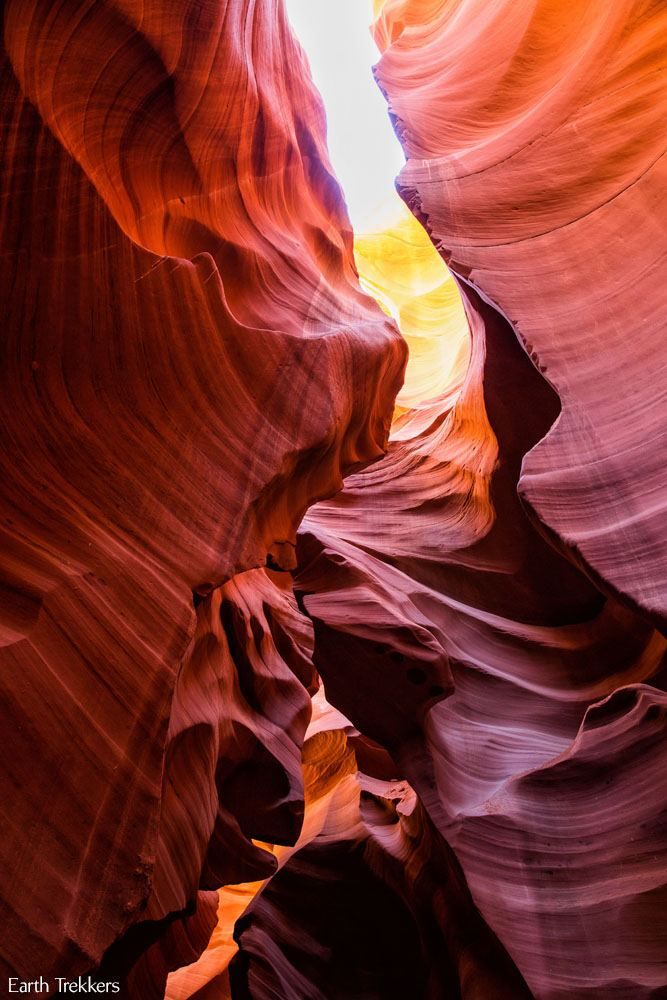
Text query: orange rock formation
1 0 665 998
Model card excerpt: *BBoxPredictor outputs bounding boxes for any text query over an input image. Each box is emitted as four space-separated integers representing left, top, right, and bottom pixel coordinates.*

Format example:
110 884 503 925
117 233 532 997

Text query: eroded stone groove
1 1 665 998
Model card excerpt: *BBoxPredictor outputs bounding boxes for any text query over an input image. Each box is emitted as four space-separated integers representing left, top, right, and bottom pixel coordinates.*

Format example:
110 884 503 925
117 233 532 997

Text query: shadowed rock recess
1 1 665 999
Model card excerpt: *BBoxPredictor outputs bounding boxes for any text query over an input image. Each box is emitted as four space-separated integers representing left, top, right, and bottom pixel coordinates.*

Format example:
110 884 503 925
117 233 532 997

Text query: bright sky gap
284 0 405 233
284 0 470 417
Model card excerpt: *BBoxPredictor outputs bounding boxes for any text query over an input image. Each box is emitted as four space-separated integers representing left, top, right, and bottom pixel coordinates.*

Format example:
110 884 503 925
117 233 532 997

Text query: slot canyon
0 1 666 998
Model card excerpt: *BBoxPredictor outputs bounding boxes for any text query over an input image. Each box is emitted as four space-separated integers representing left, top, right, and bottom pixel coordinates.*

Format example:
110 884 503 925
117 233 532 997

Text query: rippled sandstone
0 0 404 985
294 1 667 998
1 0 665 998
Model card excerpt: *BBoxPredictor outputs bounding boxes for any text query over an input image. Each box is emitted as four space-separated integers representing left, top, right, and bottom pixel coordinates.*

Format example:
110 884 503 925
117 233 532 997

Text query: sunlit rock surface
1 0 665 998
0 0 404 985
294 1 667 998
297 283 666 999
372 0 667 627
164 703 530 999
354 196 470 414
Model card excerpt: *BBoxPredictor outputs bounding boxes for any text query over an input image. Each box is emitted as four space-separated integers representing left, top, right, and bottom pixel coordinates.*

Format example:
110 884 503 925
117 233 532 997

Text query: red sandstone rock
291 2 667 997
0 0 404 984
373 0 667 628
297 285 667 998
169 725 531 999
2 0 666 996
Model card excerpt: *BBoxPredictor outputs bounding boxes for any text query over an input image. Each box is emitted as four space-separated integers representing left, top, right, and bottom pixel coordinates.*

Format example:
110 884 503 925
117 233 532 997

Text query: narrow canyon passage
285 0 471 417
0 1 665 999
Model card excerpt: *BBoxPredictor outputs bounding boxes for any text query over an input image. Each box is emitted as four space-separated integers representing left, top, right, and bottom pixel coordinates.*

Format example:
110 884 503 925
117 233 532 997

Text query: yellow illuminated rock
354 192 470 415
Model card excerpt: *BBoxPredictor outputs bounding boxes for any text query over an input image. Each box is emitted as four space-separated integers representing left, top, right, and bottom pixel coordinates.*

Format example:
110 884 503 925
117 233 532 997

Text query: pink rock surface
230 729 532 1000
297 273 667 1000
1 0 665 996
373 0 667 626
292 2 667 996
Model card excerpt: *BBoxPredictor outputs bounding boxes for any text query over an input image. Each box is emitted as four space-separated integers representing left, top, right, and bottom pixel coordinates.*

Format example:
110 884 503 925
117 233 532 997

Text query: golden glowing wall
353 194 470 415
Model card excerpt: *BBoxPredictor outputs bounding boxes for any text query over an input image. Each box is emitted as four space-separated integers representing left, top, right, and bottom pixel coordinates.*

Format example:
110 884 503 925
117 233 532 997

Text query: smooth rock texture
373 0 667 627
230 732 531 1000
292 2 667 998
164 716 531 999
297 284 667 998
1 0 666 997
0 0 404 985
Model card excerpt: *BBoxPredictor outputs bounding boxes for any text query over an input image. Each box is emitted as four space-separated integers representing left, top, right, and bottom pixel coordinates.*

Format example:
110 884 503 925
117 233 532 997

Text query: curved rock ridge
113 891 221 1000
163 715 532 999
290 2 667 996
372 0 667 627
166 714 366 999
0 0 405 984
99 572 318 999
297 277 667 1000
2 0 666 995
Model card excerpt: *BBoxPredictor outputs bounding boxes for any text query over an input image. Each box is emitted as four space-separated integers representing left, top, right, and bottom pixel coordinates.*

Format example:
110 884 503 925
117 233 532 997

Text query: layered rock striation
0 0 405 986
1 0 665 998
293 1 667 997
372 0 667 627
